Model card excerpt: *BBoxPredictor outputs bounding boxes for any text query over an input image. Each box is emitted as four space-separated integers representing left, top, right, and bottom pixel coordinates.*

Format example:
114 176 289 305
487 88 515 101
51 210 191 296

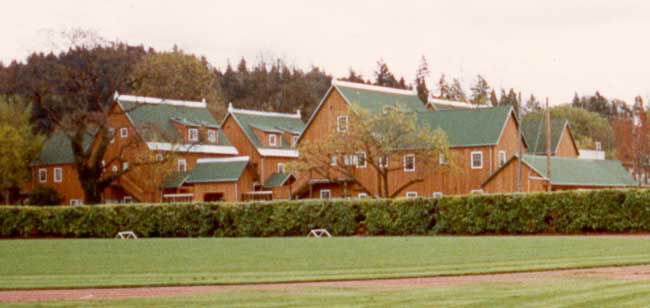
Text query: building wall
187 165 256 202
32 164 84 205
482 158 548 193
555 128 579 157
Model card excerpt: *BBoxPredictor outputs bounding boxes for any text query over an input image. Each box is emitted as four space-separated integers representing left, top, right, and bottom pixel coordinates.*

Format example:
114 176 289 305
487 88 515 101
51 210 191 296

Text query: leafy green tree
469 75 490 105
29 185 63 206
414 56 430 103
0 96 44 204
129 49 226 117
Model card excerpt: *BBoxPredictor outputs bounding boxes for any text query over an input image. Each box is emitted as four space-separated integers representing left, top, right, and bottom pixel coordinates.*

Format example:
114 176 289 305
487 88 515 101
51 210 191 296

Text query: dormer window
208 129 217 143
269 134 277 147
188 128 199 142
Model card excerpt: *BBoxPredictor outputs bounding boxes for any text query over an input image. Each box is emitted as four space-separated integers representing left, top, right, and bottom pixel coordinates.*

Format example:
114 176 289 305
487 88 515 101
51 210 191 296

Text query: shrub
28 185 63 206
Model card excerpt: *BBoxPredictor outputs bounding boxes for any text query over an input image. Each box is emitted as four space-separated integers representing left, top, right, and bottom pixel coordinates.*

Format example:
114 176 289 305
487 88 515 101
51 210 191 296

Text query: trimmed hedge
2 189 650 238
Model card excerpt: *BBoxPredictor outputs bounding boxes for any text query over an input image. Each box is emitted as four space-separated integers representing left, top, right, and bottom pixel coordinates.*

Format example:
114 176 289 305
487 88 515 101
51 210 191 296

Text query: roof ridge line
197 156 250 164
332 79 417 96
228 103 301 119
117 93 206 108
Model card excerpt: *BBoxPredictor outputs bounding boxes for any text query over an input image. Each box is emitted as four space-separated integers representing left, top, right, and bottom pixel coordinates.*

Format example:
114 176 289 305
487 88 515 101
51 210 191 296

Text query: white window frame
379 156 388 169
439 154 447 165
356 152 367 168
208 129 217 143
337 115 348 132
112 165 118 172
403 154 416 172
320 189 331 199
177 159 187 172
470 189 485 194
471 151 483 169
292 135 299 146
344 154 355 166
268 134 277 146
330 154 338 166
53 167 62 183
277 163 285 174
123 196 133 203
38 168 47 183
155 154 163 161
358 192 368 198
101 160 106 167
188 128 199 142
122 162 129 170
432 192 443 198
70 199 83 206
406 192 418 199
595 141 602 151
498 150 507 167
120 127 128 138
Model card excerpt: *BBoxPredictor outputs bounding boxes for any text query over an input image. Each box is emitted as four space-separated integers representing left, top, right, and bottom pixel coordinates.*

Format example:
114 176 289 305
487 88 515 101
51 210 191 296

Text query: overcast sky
2 0 649 105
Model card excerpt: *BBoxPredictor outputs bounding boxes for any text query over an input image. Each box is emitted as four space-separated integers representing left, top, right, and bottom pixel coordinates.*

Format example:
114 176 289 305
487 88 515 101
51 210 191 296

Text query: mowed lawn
2 236 650 289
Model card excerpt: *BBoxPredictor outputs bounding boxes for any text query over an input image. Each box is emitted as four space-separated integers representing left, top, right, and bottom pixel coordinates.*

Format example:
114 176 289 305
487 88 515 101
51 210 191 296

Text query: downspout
235 183 239 202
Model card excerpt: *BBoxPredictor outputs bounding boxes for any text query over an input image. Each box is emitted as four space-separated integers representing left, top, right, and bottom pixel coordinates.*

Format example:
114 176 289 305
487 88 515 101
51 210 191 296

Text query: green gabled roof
163 158 249 188
522 154 636 187
335 84 428 114
35 130 94 165
416 105 514 147
522 118 568 154
263 172 295 188
118 99 231 146
229 110 305 150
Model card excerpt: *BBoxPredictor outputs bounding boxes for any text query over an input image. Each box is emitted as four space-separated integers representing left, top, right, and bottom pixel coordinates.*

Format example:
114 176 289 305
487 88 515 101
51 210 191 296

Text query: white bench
115 231 138 239
307 229 332 238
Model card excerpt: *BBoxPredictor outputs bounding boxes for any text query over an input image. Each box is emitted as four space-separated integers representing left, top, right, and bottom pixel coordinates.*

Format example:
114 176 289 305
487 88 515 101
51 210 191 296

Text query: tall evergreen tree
448 78 467 102
489 89 498 106
469 75 490 105
437 74 450 99
414 56 430 103
373 59 400 88
525 94 541 113
340 69 366 84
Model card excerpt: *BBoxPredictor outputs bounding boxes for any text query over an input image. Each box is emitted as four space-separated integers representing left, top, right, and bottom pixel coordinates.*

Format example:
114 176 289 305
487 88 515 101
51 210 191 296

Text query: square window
404 154 416 172
432 192 443 198
38 168 47 183
471 151 483 169
406 192 418 199
178 159 187 172
269 134 277 146
344 154 355 166
188 128 199 142
498 151 507 167
156 154 164 161
123 196 133 203
358 193 368 198
53 167 62 183
356 152 367 168
337 116 348 132
320 189 331 199
330 155 338 166
208 129 217 143
277 163 285 173
120 127 128 138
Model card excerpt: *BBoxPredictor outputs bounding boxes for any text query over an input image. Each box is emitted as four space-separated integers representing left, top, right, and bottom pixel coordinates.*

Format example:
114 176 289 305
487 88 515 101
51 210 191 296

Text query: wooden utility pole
517 92 522 192
545 98 552 192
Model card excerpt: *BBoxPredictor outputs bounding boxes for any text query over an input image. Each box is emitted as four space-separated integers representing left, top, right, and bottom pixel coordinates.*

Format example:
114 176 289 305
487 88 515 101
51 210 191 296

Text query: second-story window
471 151 483 169
337 115 348 132
269 134 277 146
38 168 47 183
120 127 128 138
330 154 337 166
178 159 187 172
277 163 285 173
404 154 416 172
356 152 367 168
439 154 447 165
188 128 199 142
54 167 63 183
208 129 217 143
498 151 507 167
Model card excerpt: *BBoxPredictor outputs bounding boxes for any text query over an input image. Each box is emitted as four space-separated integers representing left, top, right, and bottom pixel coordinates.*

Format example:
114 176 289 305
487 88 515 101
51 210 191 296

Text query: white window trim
70 199 83 206
471 151 483 169
356 152 367 168
120 127 128 138
53 167 62 183
188 128 199 142
358 192 368 198
330 155 338 166
208 129 217 143
268 134 277 146
123 196 133 203
155 154 163 161
320 189 331 199
292 135 299 146
109 128 115 143
439 154 447 165
403 154 416 172
277 163 285 173
470 189 485 194
337 115 348 132
122 162 129 170
178 159 187 172
379 156 388 169
498 150 506 167
432 192 443 198
406 192 418 199
112 165 118 172
38 168 47 183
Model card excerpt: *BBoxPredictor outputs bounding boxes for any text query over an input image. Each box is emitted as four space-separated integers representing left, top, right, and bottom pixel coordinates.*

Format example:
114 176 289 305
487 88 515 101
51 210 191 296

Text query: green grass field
2 236 650 290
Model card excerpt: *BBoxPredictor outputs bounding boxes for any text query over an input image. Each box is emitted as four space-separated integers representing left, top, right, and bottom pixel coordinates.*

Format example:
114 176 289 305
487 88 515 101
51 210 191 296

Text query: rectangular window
404 154 416 172
356 152 367 168
379 156 388 169
70 199 82 206
470 189 484 194
344 154 355 166
122 162 129 170
471 151 483 169
269 134 277 146
320 189 331 199
406 192 418 199
277 163 285 173
292 135 299 146
53 167 62 183
188 128 199 142
38 168 47 183
337 115 348 132
120 127 128 138
498 151 507 167
432 192 443 198
208 129 217 143
439 154 447 165
358 193 368 198
101 160 106 167
178 159 187 172
155 154 163 161
330 155 338 166
123 196 133 203
595 141 602 151
109 128 115 143
112 165 119 172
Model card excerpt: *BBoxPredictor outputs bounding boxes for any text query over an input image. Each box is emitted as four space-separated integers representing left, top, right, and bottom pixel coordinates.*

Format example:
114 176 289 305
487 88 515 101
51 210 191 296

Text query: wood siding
555 127 579 157
32 164 84 205
482 158 548 193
